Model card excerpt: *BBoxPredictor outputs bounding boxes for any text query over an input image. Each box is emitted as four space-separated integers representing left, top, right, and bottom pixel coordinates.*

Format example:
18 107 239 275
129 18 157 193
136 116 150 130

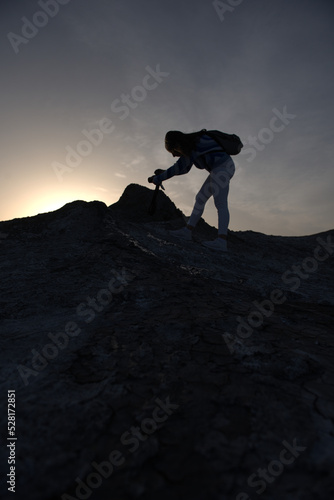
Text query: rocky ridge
0 184 333 500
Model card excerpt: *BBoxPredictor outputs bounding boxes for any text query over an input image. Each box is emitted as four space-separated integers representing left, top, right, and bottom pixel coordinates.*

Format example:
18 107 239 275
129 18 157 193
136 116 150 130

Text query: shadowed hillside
0 184 333 500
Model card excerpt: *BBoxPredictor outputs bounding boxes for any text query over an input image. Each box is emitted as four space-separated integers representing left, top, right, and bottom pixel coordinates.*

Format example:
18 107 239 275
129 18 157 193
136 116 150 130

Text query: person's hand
148 176 158 185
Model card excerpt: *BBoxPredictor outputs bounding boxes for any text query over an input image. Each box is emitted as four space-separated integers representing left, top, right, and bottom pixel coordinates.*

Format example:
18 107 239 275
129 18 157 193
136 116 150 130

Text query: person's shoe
202 238 227 252
169 227 192 241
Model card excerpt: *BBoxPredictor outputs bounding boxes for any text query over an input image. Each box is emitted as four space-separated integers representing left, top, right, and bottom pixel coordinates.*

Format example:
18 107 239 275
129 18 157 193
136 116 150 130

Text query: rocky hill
0 184 333 500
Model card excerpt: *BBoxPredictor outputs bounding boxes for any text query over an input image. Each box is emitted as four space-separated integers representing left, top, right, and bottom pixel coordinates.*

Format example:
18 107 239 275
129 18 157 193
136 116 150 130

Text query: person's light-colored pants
188 157 235 235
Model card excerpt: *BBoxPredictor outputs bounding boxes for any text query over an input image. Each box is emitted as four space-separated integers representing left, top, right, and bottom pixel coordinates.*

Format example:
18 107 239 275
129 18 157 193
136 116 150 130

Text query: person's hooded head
165 130 205 157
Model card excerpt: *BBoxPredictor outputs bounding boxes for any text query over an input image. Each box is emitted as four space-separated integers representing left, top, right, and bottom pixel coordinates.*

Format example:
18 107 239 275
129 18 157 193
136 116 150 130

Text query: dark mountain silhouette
0 184 333 500
110 183 184 222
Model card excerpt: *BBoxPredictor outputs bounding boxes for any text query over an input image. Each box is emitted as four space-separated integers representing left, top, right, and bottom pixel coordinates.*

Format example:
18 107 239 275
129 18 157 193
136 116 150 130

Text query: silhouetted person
148 130 235 252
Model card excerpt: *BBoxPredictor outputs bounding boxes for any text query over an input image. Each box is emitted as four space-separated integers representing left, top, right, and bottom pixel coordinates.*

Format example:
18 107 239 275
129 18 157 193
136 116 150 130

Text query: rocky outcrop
0 185 333 500
110 182 184 222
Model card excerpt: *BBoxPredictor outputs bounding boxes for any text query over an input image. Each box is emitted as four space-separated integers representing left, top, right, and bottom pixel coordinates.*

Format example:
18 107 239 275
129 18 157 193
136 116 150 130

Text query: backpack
200 129 243 155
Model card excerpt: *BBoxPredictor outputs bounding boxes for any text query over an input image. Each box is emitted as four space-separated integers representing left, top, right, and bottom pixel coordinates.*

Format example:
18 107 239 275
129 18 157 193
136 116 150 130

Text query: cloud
1 0 334 235
93 186 109 192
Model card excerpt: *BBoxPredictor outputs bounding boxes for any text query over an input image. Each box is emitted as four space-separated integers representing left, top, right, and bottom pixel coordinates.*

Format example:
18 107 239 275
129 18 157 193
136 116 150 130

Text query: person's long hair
165 129 205 156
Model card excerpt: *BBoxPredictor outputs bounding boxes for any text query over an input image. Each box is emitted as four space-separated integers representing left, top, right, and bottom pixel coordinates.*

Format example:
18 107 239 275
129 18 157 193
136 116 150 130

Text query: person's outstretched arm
152 155 193 184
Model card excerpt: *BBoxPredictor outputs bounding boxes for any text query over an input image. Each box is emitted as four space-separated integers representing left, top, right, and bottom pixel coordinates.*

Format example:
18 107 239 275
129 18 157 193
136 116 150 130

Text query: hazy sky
1 0 333 236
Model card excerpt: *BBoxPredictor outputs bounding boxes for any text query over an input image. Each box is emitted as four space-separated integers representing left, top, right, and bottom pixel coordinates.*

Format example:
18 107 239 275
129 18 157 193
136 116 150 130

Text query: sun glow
34 196 77 215
23 191 105 218
2 168 123 222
